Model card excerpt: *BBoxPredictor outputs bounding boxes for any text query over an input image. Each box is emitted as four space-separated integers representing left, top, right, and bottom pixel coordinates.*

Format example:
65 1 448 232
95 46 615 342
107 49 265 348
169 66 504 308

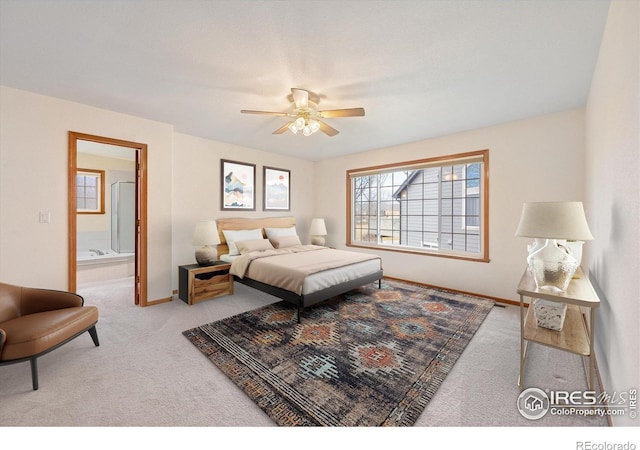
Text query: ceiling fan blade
241 110 289 116
318 120 339 137
272 122 292 135
291 88 309 109
318 107 365 118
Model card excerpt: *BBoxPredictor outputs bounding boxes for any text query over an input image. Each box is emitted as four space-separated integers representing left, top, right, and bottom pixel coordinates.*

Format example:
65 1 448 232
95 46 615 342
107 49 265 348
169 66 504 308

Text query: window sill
346 242 490 263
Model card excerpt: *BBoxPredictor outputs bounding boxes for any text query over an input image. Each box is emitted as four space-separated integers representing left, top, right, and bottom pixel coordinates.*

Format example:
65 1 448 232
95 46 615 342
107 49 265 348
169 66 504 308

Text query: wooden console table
517 267 600 390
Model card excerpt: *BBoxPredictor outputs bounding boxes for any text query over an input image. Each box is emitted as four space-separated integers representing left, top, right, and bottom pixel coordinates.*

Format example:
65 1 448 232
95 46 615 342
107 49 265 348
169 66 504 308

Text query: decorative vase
527 239 578 292
533 298 567 331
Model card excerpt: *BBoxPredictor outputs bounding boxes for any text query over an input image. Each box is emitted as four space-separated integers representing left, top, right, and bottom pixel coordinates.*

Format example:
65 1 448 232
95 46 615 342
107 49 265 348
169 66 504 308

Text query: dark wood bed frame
216 217 383 323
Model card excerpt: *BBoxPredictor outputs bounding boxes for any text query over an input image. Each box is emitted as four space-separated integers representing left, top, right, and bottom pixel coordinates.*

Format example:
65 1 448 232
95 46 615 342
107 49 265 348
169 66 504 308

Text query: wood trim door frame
68 131 148 306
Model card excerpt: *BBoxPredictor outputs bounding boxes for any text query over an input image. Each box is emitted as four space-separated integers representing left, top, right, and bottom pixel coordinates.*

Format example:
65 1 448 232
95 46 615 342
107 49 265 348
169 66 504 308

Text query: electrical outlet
38 211 51 224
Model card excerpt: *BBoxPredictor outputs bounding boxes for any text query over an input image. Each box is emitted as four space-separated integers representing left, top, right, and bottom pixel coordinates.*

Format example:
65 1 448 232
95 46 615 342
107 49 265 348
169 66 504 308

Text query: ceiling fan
240 88 365 137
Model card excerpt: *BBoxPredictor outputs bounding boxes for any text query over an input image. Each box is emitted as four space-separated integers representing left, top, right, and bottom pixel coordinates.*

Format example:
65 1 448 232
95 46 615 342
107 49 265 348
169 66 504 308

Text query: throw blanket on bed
230 245 381 295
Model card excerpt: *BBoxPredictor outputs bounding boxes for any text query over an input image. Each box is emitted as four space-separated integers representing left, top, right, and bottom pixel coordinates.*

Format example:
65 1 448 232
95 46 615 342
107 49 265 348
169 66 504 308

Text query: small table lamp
309 218 327 246
515 201 593 292
192 220 220 266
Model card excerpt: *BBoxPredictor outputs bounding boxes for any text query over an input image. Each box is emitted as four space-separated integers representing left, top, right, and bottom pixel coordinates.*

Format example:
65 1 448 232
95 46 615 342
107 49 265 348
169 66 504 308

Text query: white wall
171 132 315 289
314 108 586 302
585 0 639 426
0 86 317 300
0 86 174 302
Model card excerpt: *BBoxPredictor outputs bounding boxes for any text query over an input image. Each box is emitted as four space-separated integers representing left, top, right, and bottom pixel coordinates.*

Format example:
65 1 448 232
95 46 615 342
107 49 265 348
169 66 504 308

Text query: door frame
68 131 148 306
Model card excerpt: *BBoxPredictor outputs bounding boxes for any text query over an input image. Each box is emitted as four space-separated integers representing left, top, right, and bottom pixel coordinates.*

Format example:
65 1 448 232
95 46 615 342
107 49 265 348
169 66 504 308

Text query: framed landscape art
263 166 290 211
221 159 256 211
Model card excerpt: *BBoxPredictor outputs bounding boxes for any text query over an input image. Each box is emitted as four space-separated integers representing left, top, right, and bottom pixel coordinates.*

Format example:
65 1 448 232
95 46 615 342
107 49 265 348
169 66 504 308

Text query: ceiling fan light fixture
241 88 365 137
294 116 306 129
309 119 320 134
288 116 321 136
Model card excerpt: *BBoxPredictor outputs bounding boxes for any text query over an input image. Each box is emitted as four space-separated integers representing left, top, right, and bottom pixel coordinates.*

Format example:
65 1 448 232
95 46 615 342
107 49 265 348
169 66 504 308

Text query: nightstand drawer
192 274 231 303
194 272 228 285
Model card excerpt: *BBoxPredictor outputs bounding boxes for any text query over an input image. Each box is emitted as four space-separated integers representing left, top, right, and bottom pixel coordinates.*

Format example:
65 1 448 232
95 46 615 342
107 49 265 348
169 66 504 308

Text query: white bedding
222 251 381 295
300 258 381 295
220 253 238 263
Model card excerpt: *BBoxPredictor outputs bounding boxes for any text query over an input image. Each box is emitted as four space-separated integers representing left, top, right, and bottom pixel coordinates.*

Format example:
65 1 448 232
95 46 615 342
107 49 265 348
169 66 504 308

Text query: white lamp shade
309 218 327 236
192 220 221 246
515 202 593 240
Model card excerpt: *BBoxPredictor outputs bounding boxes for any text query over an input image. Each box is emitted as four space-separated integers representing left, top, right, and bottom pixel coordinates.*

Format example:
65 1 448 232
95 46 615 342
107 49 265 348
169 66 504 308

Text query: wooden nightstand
178 262 233 305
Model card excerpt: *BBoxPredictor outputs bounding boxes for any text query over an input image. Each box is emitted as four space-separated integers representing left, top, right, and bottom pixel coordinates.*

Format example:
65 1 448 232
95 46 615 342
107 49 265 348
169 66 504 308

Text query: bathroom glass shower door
111 181 135 253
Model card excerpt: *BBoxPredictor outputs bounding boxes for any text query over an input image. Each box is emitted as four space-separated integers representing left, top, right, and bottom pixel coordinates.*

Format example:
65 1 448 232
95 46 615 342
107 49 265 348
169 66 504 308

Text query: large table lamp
309 218 327 246
192 220 220 266
515 201 593 292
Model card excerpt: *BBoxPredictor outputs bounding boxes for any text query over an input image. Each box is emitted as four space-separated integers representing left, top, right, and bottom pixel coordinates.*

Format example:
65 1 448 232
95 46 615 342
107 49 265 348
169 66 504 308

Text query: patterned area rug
183 279 494 426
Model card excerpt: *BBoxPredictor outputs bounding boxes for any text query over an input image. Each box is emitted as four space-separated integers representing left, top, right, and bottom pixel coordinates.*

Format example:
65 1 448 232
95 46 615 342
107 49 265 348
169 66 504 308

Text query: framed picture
221 159 256 211
263 166 291 211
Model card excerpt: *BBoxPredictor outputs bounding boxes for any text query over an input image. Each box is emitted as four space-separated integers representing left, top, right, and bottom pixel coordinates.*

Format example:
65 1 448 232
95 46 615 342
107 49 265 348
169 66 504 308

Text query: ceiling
0 0 610 161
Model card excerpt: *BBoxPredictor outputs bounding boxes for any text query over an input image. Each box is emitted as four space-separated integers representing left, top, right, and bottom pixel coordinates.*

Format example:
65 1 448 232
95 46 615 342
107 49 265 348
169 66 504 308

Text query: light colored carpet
1 276 616 445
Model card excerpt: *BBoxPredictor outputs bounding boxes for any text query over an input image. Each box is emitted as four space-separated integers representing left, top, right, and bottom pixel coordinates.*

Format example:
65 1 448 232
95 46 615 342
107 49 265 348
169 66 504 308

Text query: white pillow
222 228 263 256
236 238 274 254
264 226 298 239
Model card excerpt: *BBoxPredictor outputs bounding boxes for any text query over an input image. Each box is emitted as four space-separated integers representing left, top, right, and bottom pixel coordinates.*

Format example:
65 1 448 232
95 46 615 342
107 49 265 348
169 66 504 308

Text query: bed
215 217 383 322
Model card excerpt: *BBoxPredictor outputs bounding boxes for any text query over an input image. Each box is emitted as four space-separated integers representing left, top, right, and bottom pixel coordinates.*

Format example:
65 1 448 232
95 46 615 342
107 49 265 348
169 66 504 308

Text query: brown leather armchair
0 282 99 390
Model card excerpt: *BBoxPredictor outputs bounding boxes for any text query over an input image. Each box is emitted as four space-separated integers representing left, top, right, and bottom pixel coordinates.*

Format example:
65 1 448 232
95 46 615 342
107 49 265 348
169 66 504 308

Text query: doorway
68 131 148 306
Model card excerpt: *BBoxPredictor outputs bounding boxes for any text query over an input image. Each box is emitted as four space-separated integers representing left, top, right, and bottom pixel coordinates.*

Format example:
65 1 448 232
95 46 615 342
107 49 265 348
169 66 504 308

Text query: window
347 150 489 261
76 168 105 214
